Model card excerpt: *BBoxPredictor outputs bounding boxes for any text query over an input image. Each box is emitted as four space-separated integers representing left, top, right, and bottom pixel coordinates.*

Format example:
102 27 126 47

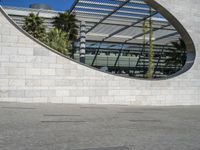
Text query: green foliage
143 21 150 34
165 38 187 68
46 28 68 55
142 20 149 47
22 13 72 55
146 22 154 79
143 19 155 79
53 11 78 57
23 13 47 42
53 11 78 42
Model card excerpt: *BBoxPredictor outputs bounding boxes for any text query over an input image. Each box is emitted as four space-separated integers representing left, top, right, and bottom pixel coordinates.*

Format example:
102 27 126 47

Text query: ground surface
0 102 200 150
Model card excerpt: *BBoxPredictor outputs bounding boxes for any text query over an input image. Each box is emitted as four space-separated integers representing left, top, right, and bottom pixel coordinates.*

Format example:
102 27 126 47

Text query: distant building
29 4 52 10
3 5 63 30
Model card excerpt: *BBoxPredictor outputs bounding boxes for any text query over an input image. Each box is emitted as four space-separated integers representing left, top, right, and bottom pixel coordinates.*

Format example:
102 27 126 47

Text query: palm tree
53 11 78 42
165 38 187 69
23 13 47 42
143 17 154 79
46 28 68 55
53 11 78 57
146 17 155 79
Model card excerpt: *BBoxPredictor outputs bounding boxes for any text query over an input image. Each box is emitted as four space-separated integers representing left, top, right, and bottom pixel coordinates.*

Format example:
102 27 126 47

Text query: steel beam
125 24 171 43
69 0 79 13
91 42 102 66
147 32 179 43
133 44 146 74
86 40 173 47
103 11 158 41
86 0 131 34
114 44 124 67
153 45 165 77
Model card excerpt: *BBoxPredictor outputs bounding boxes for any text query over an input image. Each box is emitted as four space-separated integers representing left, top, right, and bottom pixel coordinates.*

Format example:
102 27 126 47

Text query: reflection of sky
0 0 75 11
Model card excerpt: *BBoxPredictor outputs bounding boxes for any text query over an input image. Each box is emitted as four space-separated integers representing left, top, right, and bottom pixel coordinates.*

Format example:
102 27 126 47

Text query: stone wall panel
0 0 200 105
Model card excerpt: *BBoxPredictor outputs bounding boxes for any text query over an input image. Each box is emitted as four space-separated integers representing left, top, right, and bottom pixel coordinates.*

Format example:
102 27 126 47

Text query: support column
80 21 86 63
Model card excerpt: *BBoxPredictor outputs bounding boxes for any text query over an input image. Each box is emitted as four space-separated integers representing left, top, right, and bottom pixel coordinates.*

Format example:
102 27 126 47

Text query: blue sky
0 0 75 11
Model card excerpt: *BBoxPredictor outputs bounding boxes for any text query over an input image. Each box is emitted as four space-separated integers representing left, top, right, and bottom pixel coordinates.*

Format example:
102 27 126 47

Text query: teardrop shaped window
5 0 195 79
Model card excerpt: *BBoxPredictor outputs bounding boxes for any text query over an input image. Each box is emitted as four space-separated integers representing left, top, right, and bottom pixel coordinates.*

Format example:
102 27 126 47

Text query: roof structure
3 6 63 30
70 0 180 45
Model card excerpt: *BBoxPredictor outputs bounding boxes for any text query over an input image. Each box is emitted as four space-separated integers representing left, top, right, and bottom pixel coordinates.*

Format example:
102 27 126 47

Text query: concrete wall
0 0 200 106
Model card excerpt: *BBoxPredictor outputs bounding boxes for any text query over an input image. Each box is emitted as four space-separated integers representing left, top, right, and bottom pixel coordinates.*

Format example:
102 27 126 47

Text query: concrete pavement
0 102 200 150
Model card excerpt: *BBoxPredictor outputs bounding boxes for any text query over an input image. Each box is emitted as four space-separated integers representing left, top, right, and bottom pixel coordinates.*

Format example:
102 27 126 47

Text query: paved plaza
0 102 200 150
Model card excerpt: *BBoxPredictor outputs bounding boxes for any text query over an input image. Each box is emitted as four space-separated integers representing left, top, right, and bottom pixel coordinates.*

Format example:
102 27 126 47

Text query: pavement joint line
118 111 144 114
72 146 130 150
80 107 107 109
142 109 164 111
1 106 36 110
43 114 81 117
41 120 87 123
129 119 161 123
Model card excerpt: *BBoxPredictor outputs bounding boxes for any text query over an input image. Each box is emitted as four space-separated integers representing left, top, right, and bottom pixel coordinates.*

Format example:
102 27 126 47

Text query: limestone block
33 48 49 56
9 79 25 86
25 79 41 87
63 97 77 104
48 97 63 103
69 90 83 97
0 79 8 86
2 46 18 55
55 69 69 76
40 80 55 86
49 64 63 69
8 90 24 97
18 48 33 56
0 56 9 62
55 80 70 86
8 67 25 76
25 90 40 97
26 68 41 76
119 90 131 96
0 98 16 102
95 89 108 96
56 90 69 97
2 35 18 43
0 25 10 34
32 97 48 103
18 98 33 103
77 97 89 104
40 69 55 76
41 90 56 97
0 68 8 75
89 96 102 104
9 56 27 63
17 36 32 44
40 56 56 64
0 90 8 97
32 63 49 69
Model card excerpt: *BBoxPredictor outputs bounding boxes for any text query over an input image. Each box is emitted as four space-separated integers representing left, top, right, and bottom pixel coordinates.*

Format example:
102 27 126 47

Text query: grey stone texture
0 0 200 105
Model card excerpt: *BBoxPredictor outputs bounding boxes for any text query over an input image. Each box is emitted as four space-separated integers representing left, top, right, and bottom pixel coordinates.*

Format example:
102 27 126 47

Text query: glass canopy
70 0 185 79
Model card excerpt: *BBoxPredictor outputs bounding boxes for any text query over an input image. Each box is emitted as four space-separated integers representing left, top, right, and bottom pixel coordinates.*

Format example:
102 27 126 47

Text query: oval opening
5 0 195 80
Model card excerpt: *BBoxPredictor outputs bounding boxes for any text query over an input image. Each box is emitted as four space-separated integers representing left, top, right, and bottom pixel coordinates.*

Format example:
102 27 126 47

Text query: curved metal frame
145 0 196 79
